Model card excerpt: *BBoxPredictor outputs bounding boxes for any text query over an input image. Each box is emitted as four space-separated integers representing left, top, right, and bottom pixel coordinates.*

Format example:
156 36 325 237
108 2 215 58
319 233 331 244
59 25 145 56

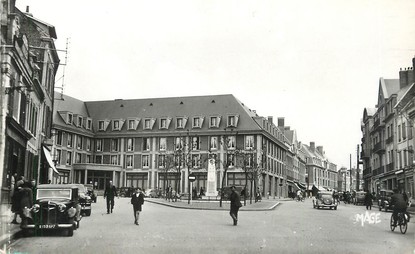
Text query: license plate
39 225 56 229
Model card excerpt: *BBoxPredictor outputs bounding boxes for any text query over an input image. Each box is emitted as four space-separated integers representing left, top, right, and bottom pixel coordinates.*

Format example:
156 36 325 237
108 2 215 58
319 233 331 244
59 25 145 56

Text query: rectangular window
176 118 183 129
144 119 151 129
210 117 217 128
192 137 200 150
86 155 91 163
96 139 102 152
398 125 401 142
143 138 150 151
210 136 218 150
77 135 83 150
227 136 236 149
402 122 407 140
160 119 167 129
98 121 105 131
66 151 72 165
87 119 92 130
78 116 83 127
158 155 166 168
111 139 119 152
246 154 253 167
76 153 82 163
142 155 149 168
227 153 235 167
95 155 102 164
228 115 235 127
111 155 118 165
126 155 133 168
192 154 201 168
159 137 167 151
67 114 73 125
245 135 254 150
175 137 183 150
56 149 61 165
67 134 73 148
128 119 135 130
193 117 200 128
127 138 134 151
113 120 120 130
86 138 91 151
56 130 63 146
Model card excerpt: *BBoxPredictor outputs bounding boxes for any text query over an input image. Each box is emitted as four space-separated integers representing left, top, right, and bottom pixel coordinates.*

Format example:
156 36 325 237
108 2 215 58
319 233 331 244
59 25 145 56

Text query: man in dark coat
391 188 409 225
229 186 242 226
364 190 373 210
104 180 118 214
131 188 145 225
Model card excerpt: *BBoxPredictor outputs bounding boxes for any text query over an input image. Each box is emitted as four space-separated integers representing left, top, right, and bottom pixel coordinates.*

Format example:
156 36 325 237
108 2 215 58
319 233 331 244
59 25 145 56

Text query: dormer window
176 117 188 129
209 116 221 128
143 118 155 130
227 115 239 127
128 119 135 130
113 120 120 131
98 120 105 131
67 113 73 125
192 116 204 128
86 118 92 130
160 118 167 129
78 116 84 127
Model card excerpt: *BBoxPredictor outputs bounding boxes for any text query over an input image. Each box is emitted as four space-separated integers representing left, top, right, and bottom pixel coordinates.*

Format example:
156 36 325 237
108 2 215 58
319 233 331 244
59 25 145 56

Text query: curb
146 199 281 211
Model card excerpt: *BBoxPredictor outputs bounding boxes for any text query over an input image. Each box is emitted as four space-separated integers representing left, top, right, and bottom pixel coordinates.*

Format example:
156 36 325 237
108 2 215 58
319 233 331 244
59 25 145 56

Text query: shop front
73 163 122 190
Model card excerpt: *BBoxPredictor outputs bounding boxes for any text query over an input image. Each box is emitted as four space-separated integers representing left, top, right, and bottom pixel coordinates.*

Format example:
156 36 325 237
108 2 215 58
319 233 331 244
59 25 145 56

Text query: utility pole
349 154 352 192
356 145 360 191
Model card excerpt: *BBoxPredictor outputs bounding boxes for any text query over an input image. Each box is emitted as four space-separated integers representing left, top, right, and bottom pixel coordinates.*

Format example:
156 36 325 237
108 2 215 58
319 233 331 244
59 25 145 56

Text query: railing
373 142 385 153
385 135 394 144
386 162 394 172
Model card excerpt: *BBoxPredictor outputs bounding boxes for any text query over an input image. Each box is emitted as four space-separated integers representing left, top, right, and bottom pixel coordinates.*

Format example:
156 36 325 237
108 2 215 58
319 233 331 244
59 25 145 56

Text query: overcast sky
16 0 415 168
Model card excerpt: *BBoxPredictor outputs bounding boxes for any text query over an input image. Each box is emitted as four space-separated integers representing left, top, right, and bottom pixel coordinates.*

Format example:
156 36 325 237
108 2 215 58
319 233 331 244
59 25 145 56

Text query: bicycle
390 212 408 234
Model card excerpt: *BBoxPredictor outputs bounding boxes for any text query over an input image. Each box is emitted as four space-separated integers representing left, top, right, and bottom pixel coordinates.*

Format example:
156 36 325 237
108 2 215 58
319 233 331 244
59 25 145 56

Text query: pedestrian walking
364 190 373 210
229 186 242 226
104 180 118 214
11 176 25 224
131 188 144 225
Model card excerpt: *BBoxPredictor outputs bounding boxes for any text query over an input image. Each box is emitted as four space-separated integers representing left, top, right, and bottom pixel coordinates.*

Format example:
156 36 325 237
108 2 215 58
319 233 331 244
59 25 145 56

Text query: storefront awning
294 182 306 190
312 185 326 191
43 147 60 175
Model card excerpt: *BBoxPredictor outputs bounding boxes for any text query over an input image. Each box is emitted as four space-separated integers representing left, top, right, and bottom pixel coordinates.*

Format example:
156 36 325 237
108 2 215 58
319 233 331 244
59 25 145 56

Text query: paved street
5 197 415 254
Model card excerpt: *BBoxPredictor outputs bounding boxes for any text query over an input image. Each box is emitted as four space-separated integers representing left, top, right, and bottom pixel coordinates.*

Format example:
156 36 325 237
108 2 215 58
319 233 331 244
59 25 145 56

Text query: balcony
373 141 385 154
385 135 394 144
386 162 395 172
360 148 371 159
363 167 372 178
373 166 385 176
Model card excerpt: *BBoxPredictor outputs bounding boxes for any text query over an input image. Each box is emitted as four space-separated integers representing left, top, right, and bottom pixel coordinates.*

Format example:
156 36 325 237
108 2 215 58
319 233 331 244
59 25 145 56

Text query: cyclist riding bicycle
390 188 409 226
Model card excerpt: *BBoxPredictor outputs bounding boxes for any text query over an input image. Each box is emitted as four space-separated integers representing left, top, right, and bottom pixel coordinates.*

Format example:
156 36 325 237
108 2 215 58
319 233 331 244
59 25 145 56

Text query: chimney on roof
268 116 273 124
25 6 33 17
284 126 290 131
408 66 414 86
317 146 324 155
399 68 409 89
310 142 315 152
277 117 284 127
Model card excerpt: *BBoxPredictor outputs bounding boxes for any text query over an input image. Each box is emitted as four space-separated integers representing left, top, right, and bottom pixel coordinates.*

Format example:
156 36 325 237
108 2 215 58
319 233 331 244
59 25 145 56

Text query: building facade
52 93 338 198
1 3 60 204
361 57 415 198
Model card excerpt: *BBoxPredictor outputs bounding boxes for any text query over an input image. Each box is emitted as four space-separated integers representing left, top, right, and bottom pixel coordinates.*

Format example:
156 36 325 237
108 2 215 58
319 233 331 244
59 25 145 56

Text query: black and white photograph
1 0 415 253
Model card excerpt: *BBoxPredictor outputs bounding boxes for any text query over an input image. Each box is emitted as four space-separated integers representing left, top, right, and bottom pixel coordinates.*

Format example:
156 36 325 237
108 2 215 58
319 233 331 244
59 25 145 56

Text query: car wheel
85 210 91 216
67 228 74 237
22 229 32 237
334 206 337 210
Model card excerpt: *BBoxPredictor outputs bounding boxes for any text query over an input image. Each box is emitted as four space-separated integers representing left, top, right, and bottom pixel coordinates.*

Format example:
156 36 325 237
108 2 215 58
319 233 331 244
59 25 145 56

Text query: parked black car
73 184 92 216
354 191 366 205
85 184 97 203
20 184 81 237
118 187 133 197
378 189 394 211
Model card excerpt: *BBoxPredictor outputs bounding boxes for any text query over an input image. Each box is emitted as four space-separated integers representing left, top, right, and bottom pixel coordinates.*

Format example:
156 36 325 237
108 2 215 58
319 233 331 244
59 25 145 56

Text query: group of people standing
10 174 36 225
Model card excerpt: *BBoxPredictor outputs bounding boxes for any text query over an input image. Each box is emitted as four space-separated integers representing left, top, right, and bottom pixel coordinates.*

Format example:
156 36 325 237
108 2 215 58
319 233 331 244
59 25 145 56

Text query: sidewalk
0 203 21 250
146 196 290 211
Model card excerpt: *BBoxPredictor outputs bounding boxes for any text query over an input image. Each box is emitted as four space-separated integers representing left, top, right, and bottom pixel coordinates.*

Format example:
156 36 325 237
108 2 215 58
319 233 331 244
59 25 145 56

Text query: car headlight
32 204 40 213
67 207 76 217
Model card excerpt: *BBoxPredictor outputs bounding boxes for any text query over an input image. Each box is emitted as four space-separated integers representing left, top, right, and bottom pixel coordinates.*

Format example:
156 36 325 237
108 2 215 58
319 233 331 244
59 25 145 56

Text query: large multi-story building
52 93 338 198
1 4 60 204
52 93 293 198
361 57 415 197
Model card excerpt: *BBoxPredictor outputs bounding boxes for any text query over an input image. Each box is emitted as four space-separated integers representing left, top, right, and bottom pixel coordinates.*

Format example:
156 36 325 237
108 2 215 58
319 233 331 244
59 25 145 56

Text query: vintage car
145 188 158 198
354 191 366 205
21 184 81 237
118 187 133 197
72 184 92 216
313 191 337 210
378 189 394 211
85 184 97 203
